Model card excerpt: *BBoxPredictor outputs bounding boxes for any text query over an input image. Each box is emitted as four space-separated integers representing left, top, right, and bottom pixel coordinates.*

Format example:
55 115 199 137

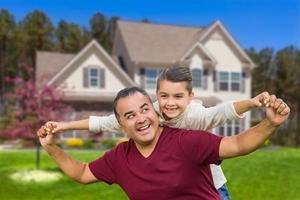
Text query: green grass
0 147 299 200
222 147 300 200
0 149 128 200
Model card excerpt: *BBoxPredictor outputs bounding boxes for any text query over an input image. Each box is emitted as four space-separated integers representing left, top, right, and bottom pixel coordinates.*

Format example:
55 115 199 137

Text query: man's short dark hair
156 66 193 94
113 87 153 122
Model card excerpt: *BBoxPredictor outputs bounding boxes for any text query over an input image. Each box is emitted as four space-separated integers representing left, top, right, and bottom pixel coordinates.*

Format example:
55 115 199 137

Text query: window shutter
240 118 245 131
213 70 218 92
140 68 145 88
83 68 89 88
203 69 208 90
100 68 105 88
241 72 246 93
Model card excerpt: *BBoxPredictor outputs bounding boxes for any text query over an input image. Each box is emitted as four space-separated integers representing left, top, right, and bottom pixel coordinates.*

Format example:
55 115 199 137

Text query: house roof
116 20 255 68
36 51 75 88
116 20 206 66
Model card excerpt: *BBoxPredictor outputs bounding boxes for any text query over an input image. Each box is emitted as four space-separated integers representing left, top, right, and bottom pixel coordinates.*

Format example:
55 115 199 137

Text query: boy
47 67 269 200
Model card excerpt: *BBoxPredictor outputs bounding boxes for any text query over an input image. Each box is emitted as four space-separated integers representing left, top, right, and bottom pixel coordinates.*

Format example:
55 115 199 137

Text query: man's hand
265 96 290 126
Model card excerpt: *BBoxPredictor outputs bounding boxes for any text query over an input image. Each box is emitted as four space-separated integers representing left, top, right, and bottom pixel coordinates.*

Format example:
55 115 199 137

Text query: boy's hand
251 91 271 108
45 121 68 134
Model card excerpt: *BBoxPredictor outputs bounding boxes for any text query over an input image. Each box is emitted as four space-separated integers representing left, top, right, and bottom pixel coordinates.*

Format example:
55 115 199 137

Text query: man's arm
37 124 98 184
219 96 290 159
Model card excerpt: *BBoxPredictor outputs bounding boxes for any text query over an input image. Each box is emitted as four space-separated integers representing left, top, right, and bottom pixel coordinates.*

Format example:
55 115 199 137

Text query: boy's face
116 92 161 147
157 80 193 120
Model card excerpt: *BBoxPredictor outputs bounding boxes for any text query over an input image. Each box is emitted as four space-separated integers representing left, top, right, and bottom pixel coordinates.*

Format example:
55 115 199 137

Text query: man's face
157 80 193 120
116 92 160 147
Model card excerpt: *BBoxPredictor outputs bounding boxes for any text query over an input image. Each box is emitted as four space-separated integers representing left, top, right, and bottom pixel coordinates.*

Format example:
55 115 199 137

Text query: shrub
101 139 116 149
82 139 94 149
66 138 84 148
116 137 129 145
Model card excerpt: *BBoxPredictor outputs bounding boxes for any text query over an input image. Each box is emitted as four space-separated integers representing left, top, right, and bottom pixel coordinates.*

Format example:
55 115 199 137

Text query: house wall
64 53 126 93
113 28 136 79
186 33 252 130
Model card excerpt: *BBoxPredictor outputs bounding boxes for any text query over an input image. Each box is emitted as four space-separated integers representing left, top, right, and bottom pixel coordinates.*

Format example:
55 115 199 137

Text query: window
218 119 240 136
219 72 229 91
192 69 202 88
89 68 99 87
218 71 241 91
145 68 161 89
231 72 241 91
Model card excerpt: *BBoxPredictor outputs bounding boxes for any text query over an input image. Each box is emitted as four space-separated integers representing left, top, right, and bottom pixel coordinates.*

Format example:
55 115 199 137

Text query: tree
18 10 54 68
0 64 72 168
107 16 119 44
248 46 300 146
56 20 86 53
89 12 111 52
0 9 17 112
272 46 300 146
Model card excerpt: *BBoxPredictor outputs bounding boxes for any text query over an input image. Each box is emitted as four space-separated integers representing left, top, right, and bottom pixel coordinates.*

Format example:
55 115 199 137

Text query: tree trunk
35 138 40 169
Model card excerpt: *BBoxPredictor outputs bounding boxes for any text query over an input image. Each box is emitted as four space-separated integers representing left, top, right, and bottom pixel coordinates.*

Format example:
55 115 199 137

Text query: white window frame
218 71 241 92
218 119 240 136
89 67 100 88
192 68 202 88
145 68 161 89
231 72 241 91
218 71 229 91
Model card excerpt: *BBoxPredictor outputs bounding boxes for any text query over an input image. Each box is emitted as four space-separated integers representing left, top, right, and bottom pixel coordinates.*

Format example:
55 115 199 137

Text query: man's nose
136 112 146 123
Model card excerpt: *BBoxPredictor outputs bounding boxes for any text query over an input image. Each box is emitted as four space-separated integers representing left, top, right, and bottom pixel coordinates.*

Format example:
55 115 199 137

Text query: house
35 20 255 139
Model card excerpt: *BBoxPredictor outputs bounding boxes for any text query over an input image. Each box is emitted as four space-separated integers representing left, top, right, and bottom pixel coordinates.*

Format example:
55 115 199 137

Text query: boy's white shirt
89 100 244 189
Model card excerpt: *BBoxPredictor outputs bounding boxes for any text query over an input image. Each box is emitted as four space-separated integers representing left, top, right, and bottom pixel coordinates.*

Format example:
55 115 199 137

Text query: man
38 87 290 200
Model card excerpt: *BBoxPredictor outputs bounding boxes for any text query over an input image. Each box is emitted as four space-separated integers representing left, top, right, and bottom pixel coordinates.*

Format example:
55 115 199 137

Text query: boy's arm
233 91 270 115
219 97 289 159
48 119 89 133
47 114 121 135
186 92 270 131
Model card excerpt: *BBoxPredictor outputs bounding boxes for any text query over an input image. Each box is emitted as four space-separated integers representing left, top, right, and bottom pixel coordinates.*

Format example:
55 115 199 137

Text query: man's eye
142 108 149 113
127 114 134 119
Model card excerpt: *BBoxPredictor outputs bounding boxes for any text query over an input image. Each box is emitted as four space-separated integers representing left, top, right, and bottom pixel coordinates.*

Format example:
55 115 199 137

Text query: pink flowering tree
0 64 72 168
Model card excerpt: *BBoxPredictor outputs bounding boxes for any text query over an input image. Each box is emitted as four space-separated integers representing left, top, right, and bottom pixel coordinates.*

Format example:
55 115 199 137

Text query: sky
1 0 299 51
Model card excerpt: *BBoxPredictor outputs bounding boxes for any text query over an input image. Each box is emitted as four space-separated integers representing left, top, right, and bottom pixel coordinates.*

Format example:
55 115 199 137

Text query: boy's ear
188 91 194 102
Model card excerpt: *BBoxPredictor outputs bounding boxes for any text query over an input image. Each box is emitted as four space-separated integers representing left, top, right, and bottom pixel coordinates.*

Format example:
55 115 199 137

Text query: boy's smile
157 80 194 120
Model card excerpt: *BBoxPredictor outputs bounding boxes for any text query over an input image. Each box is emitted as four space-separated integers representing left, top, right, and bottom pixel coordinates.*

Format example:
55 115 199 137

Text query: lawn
0 147 299 200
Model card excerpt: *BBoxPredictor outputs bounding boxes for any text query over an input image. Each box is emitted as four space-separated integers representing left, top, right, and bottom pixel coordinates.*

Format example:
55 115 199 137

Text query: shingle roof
117 21 207 65
36 51 75 87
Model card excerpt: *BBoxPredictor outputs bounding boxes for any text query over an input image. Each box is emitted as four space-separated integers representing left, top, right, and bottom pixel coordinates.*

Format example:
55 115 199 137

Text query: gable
200 21 255 69
48 40 136 91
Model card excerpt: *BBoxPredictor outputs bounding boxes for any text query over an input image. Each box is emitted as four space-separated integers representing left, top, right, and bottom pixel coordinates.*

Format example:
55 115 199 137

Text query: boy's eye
160 94 167 98
175 95 183 99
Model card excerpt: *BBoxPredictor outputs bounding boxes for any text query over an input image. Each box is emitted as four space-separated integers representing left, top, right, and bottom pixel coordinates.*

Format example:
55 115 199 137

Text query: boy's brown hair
156 66 193 94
